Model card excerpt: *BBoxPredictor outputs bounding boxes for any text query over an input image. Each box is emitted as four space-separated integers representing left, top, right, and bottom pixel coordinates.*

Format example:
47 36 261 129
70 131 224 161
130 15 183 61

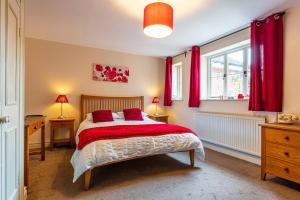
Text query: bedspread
71 117 205 182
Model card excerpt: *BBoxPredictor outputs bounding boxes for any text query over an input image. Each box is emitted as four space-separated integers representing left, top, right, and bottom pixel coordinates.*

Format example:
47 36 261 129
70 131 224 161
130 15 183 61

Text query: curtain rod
173 25 250 58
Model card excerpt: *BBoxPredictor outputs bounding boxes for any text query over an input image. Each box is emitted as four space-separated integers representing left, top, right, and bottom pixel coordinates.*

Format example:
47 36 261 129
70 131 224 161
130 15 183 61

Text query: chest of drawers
261 123 300 184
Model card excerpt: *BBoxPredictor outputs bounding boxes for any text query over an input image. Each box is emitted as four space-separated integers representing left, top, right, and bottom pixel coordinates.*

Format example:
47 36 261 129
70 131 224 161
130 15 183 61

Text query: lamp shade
143 2 173 38
152 97 160 104
55 95 69 103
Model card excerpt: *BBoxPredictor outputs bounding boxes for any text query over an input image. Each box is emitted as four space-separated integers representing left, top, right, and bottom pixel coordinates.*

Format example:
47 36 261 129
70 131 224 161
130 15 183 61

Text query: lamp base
57 115 65 119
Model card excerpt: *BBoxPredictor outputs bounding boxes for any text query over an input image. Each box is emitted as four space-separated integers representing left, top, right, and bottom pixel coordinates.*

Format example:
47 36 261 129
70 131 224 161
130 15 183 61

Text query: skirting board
202 140 261 165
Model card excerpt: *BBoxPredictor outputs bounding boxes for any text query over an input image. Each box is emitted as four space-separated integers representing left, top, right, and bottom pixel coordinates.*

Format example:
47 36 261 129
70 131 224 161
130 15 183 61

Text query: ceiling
25 0 300 57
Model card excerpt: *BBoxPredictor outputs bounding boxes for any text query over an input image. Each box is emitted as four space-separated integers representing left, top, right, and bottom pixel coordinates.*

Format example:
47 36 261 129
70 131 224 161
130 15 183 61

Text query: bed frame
80 94 195 190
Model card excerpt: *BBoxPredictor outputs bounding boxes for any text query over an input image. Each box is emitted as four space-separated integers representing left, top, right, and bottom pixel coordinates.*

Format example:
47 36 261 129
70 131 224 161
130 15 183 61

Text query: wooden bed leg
189 149 195 167
85 169 92 190
261 173 267 181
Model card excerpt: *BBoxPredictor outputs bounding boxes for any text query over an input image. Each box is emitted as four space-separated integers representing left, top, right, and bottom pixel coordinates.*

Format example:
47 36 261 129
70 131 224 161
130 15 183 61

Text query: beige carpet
28 148 300 200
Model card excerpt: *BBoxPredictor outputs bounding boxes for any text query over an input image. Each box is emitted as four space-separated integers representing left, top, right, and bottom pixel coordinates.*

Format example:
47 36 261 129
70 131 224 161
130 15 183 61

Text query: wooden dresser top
260 123 300 132
25 116 46 127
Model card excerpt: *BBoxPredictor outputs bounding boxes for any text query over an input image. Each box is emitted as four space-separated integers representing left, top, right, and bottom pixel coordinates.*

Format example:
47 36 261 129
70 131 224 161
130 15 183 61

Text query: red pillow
92 110 113 123
123 108 143 121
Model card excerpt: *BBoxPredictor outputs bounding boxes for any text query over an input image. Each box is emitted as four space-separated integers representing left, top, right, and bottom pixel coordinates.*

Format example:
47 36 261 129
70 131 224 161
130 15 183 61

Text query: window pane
227 50 244 98
210 77 224 97
227 74 243 98
172 66 178 98
172 63 182 100
247 48 251 96
210 56 224 78
210 56 224 97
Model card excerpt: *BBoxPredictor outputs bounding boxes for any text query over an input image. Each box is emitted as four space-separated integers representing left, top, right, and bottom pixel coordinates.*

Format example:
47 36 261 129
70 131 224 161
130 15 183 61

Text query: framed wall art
92 64 129 83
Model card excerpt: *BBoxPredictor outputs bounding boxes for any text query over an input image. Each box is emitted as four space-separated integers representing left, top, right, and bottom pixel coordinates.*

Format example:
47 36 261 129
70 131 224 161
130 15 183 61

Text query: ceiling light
143 2 173 38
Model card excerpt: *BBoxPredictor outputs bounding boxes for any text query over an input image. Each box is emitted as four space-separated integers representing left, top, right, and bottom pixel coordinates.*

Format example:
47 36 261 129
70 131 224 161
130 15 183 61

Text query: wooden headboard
80 95 144 122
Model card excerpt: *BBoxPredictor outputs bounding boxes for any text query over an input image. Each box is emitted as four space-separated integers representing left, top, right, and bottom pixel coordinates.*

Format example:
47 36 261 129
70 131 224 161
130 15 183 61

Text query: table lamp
152 97 160 115
55 95 69 119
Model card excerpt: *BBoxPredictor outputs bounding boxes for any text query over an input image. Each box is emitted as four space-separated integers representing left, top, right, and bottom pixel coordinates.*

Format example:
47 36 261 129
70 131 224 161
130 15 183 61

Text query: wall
167 6 300 129
25 38 165 147
283 6 300 115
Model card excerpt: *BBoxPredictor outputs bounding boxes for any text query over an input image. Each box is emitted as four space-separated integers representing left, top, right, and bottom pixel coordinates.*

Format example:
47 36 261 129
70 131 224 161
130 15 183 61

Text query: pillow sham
117 111 148 119
86 113 93 121
142 112 148 117
92 110 113 123
123 108 144 121
112 112 122 119
87 112 120 121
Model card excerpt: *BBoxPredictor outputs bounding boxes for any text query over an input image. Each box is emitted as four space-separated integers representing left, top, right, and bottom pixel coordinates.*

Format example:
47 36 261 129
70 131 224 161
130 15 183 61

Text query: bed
71 95 205 190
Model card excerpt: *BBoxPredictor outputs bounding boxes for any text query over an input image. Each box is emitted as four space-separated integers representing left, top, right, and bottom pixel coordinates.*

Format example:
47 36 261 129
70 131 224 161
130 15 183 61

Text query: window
207 43 250 100
172 62 182 100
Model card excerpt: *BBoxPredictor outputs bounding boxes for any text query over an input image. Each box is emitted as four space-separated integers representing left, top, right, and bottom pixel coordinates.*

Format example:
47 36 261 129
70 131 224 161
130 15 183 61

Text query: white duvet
71 117 205 182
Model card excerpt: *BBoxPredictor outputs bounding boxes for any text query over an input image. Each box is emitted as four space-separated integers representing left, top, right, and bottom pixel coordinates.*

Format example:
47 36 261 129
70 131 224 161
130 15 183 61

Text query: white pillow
86 113 93 121
142 112 148 117
112 112 122 119
117 111 124 119
86 112 121 121
117 111 148 119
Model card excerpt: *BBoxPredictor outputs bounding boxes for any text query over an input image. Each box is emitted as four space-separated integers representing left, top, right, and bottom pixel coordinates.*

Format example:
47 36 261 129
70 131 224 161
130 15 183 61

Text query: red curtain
164 57 173 106
248 13 284 112
188 46 201 107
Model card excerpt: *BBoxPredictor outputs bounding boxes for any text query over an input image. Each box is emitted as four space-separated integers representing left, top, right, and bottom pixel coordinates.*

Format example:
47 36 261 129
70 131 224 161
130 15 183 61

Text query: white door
0 0 22 199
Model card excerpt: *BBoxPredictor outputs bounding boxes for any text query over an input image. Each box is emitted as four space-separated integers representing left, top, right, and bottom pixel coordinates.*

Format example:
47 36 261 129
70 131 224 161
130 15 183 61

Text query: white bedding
71 117 205 182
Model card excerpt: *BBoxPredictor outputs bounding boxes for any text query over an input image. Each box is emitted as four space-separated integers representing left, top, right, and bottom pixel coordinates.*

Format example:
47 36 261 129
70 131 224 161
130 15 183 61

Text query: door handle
0 116 10 124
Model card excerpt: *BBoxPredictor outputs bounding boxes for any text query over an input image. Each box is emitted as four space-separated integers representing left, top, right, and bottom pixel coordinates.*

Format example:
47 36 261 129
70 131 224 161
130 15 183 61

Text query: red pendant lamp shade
143 2 173 38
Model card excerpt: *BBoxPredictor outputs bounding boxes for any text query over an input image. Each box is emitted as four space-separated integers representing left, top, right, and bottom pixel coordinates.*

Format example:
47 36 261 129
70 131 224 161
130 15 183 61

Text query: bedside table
148 114 169 124
49 118 76 149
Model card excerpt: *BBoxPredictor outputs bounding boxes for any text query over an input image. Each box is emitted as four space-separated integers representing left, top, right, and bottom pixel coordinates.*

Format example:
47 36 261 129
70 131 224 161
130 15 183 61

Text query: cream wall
25 38 165 146
167 6 300 130
283 6 300 115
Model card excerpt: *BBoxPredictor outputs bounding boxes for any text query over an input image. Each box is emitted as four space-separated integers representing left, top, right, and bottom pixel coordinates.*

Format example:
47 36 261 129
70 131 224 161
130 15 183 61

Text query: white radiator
196 112 266 158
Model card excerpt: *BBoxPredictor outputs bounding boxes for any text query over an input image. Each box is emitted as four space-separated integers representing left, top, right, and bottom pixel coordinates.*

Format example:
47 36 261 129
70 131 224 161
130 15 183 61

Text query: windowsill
171 99 249 102
201 98 249 102
172 99 184 101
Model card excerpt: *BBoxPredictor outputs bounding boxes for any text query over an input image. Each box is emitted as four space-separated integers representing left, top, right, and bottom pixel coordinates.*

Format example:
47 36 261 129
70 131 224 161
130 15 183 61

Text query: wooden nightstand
49 118 76 149
148 114 169 124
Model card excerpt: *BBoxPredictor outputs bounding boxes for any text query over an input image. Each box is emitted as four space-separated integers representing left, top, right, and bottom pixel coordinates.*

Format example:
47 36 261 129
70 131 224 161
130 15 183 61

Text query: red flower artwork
95 64 103 71
93 64 129 83
124 70 129 76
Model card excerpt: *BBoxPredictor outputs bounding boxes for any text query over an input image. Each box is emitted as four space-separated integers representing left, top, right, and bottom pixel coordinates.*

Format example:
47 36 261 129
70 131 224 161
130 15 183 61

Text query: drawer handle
284 167 289 173
284 152 290 157
284 136 290 141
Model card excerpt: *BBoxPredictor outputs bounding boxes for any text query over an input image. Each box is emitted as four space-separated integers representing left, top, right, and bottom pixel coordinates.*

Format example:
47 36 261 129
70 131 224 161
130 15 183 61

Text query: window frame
172 62 183 101
207 44 250 100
